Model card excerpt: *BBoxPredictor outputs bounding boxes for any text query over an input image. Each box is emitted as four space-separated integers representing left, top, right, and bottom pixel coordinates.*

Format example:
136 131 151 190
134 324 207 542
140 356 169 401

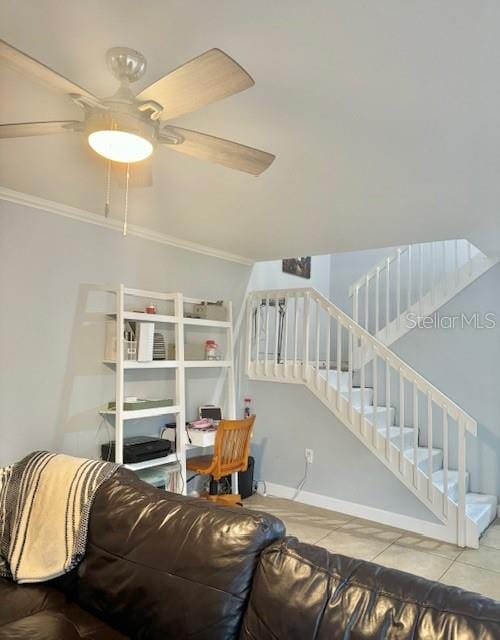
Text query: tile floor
243 494 500 601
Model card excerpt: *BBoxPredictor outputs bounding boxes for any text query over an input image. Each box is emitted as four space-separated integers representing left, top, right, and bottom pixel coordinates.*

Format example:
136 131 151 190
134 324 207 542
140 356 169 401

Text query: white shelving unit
100 285 236 495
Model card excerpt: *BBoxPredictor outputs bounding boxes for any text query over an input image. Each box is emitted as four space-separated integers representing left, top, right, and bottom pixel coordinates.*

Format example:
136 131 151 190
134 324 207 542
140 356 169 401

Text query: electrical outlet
305 448 314 464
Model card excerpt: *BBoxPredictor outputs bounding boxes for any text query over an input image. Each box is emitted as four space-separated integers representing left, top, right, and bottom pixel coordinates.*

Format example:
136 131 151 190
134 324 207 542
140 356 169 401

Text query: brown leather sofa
1 468 499 639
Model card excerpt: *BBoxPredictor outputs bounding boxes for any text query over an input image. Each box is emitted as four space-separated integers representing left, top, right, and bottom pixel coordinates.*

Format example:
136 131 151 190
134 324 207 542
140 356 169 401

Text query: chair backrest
212 416 255 480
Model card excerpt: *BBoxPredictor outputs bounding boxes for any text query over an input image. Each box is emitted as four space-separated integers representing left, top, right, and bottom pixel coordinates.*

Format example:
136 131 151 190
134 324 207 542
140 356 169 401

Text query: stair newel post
315 300 321 388
385 361 391 459
396 249 401 331
427 391 434 502
348 326 353 423
283 294 289 379
325 309 331 401
293 292 300 379
364 276 369 330
302 290 311 384
375 267 380 335
407 245 412 312
264 296 270 377
457 416 467 547
372 346 378 446
399 370 405 473
442 408 449 519
273 294 280 377
413 383 419 489
336 320 342 410
360 334 366 435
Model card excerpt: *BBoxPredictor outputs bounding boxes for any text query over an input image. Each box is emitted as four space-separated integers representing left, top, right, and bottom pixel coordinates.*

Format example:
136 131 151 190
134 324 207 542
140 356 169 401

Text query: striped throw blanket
0 451 118 583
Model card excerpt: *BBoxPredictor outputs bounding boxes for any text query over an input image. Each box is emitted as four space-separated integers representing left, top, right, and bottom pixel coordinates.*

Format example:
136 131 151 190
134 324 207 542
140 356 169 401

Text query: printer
102 436 172 464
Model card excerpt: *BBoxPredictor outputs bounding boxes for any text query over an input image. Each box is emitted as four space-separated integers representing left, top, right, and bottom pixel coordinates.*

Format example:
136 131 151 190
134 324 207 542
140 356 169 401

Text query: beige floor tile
440 562 500 601
481 519 500 551
318 529 392 562
395 533 462 560
281 520 333 545
373 544 453 581
243 496 352 529
457 545 500 574
339 518 403 543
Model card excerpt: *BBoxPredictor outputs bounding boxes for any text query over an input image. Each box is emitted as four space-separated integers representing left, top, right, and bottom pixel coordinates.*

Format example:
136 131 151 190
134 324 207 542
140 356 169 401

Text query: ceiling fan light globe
88 130 153 163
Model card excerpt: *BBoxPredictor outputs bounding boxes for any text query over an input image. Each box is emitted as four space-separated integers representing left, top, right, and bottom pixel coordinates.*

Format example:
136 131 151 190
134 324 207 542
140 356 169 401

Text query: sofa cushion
240 537 500 639
72 469 285 639
0 577 66 626
0 605 126 639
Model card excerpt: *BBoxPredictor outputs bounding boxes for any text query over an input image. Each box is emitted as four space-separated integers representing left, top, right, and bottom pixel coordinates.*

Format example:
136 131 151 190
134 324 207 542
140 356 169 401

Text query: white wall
0 201 251 466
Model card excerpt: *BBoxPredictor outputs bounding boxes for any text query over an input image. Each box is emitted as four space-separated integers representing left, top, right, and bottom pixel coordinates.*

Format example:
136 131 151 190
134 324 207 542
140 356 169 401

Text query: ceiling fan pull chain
123 163 130 236
104 159 112 217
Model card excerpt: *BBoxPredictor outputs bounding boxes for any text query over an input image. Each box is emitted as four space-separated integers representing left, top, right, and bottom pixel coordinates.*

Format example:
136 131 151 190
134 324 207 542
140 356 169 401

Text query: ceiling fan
0 40 275 181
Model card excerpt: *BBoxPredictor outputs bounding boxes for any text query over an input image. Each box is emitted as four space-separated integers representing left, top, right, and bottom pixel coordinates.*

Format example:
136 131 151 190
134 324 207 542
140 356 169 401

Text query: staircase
246 284 498 548
348 239 498 347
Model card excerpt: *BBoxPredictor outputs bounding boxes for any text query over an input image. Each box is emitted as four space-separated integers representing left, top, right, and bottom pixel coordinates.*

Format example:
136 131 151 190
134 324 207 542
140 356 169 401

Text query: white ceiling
1 0 500 261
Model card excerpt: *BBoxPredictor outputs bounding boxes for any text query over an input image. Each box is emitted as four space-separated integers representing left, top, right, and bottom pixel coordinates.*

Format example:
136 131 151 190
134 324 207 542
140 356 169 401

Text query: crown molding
0 186 254 266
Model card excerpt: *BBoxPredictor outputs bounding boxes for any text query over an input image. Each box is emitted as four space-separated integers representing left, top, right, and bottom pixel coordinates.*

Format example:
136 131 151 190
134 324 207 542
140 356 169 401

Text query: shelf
184 360 232 368
107 312 178 324
183 317 231 328
101 405 181 420
103 360 180 369
123 453 179 471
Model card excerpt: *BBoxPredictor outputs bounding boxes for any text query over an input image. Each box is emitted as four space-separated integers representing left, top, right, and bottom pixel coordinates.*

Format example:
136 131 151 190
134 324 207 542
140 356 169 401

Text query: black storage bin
237 456 255 499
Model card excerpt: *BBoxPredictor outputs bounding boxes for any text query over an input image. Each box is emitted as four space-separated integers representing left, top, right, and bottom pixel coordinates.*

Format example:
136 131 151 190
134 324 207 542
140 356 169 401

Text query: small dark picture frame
282 257 311 279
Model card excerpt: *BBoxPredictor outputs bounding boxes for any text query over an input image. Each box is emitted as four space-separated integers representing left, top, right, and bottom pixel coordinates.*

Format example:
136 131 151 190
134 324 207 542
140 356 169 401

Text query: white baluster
419 244 424 318
427 391 433 501
336 321 342 410
364 275 369 331
246 296 253 374
303 292 311 382
399 371 404 473
407 245 412 311
430 243 435 305
274 295 279 376
385 258 390 336
326 310 331 400
372 349 378 446
375 267 380 335
293 292 299 378
348 326 353 423
413 383 419 488
255 296 261 375
457 417 466 547
265 296 270 376
397 249 401 330
360 334 366 434
385 361 391 459
353 287 359 325
442 408 449 518
315 301 321 388
283 294 289 378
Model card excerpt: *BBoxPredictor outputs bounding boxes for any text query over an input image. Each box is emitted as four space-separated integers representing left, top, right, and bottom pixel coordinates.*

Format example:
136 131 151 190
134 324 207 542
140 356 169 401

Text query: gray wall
0 201 251 466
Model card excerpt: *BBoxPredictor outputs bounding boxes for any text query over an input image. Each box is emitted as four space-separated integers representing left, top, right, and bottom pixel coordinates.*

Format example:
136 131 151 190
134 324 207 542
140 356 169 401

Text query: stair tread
404 447 442 461
465 493 498 530
377 425 413 434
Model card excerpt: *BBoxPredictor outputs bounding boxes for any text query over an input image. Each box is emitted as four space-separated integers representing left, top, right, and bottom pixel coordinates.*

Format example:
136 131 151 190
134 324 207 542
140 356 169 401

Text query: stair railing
246 287 477 546
348 240 480 339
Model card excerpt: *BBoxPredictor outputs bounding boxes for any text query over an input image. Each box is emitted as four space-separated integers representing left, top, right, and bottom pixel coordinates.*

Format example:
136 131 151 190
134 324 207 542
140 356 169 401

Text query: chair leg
209 477 219 495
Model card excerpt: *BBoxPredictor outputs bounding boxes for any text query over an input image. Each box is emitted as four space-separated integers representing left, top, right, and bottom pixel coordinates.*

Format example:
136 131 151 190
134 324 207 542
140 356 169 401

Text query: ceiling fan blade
160 127 275 176
112 158 153 188
137 49 254 121
0 39 98 102
0 120 81 138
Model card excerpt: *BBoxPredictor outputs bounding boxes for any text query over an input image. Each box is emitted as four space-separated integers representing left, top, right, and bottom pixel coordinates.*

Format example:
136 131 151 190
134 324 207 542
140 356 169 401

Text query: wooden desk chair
186 415 255 505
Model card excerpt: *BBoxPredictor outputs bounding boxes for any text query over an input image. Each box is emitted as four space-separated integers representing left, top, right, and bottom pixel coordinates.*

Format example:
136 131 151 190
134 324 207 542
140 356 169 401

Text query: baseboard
264 481 458 545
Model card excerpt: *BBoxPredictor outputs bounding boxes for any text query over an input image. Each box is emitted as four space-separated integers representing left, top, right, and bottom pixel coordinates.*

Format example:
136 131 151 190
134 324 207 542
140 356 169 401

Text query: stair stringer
247 361 479 548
